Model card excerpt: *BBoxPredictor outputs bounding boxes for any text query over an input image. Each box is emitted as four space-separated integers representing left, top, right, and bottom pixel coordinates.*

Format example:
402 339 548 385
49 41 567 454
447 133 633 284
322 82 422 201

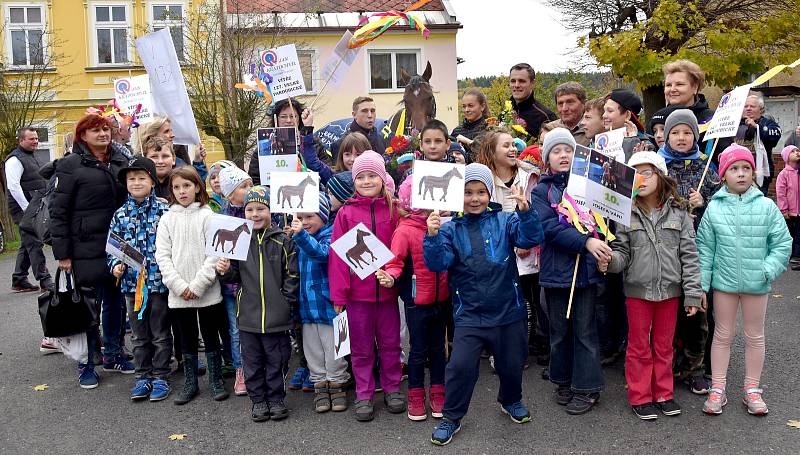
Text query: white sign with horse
330 223 395 280
205 215 254 261
411 161 466 212
269 172 320 214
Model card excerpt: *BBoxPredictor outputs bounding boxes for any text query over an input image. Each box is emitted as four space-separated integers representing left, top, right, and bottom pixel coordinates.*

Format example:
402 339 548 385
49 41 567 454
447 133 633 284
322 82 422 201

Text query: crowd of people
5 58 799 446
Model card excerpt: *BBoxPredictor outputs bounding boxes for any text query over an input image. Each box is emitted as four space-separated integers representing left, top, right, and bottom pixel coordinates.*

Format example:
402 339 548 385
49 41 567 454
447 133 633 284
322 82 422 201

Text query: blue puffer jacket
696 185 791 294
423 203 543 328
531 172 605 288
293 224 337 325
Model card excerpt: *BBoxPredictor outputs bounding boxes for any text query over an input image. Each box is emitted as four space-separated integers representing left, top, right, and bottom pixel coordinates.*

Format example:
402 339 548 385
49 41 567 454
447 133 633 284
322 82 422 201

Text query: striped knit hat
464 163 494 194
327 171 354 204
352 150 389 187
318 192 331 224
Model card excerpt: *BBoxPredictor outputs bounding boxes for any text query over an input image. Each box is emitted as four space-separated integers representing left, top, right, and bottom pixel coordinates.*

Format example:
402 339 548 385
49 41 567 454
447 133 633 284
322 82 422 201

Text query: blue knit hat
464 163 494 194
318 192 331 224
327 171 354 203
244 185 270 208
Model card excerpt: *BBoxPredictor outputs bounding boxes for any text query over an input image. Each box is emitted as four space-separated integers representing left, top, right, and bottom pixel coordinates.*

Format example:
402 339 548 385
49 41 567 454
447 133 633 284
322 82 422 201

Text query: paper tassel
348 0 433 48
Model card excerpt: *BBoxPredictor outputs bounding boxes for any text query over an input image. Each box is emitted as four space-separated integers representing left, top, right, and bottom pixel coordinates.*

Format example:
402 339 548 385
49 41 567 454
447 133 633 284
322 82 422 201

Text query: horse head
241 223 251 234
302 175 316 186
399 61 435 132
355 229 372 241
451 167 463 180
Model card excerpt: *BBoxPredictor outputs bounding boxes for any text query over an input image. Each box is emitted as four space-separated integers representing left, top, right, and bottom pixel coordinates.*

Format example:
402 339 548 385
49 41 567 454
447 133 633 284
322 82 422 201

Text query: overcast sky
452 0 590 78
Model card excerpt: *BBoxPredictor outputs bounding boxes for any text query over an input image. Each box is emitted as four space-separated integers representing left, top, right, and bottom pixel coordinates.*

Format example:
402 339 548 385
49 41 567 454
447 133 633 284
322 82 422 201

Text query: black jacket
49 143 128 285
737 116 782 176
451 116 488 160
510 95 556 140
330 121 387 162
5 146 47 219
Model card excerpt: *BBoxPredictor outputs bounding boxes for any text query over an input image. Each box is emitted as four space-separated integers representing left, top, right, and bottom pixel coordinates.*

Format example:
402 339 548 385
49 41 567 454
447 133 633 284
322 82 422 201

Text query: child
155 166 227 405
288 193 350 413
208 160 236 213
531 129 610 415
647 106 680 150
379 175 449 422
329 150 403 422
776 145 800 270
327 171 354 218
580 97 606 141
424 163 543 445
143 136 176 199
216 186 300 422
420 120 454 163
601 89 647 160
697 145 791 416
108 156 172 402
599 152 704 420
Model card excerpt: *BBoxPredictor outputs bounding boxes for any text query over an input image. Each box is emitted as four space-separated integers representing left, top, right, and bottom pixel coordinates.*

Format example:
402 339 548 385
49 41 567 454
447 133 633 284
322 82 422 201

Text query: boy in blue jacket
424 163 543 446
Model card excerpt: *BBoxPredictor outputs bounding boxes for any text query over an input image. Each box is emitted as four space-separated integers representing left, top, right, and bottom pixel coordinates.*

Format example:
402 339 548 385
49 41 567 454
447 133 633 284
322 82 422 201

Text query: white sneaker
40 338 61 355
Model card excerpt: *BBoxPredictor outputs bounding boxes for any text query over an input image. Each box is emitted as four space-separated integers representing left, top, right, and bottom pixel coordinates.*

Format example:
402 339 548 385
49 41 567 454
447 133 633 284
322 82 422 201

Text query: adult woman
600 89 648 161
452 89 490 160
663 60 715 126
49 113 130 389
139 116 207 181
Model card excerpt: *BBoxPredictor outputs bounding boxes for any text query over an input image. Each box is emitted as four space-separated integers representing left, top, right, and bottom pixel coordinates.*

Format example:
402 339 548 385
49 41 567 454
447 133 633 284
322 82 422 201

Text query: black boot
174 354 199 405
207 351 229 401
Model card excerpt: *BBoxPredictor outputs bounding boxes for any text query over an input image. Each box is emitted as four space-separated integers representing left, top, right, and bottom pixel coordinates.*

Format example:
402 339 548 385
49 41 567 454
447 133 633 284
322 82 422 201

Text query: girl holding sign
329 151 402 422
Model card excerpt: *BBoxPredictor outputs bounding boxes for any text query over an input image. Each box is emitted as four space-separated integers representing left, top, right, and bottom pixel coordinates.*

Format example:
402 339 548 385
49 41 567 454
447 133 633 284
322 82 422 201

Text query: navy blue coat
531 172 605 289
423 203 543 328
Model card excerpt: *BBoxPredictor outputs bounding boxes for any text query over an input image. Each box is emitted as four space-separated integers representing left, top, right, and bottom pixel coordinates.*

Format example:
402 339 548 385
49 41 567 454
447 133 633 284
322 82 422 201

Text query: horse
213 222 251 254
345 229 377 269
384 61 436 138
418 167 464 201
334 316 348 356
277 175 316 209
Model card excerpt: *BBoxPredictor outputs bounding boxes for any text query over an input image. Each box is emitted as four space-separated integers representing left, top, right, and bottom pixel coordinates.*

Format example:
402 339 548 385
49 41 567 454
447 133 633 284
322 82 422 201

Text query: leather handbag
38 270 98 337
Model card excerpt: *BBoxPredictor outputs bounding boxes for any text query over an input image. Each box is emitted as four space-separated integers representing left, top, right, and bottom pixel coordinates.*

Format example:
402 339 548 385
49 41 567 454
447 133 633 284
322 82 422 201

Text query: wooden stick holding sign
565 253 582 319
696 137 720 192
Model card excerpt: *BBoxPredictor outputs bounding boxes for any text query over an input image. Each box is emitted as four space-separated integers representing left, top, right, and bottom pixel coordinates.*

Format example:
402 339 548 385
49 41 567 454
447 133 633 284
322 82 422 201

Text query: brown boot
329 381 349 412
314 381 331 413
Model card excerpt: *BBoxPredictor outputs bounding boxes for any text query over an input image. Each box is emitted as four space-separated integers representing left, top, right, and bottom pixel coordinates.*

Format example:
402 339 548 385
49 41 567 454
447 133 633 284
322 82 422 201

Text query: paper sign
106 232 145 270
704 84 752 140
331 223 395 280
259 44 306 102
586 149 636 227
594 128 626 163
321 31 362 88
411 161 466 212
206 215 254 260
270 172 320 214
332 310 350 359
257 127 300 185
566 145 592 211
113 74 153 123
136 28 201 145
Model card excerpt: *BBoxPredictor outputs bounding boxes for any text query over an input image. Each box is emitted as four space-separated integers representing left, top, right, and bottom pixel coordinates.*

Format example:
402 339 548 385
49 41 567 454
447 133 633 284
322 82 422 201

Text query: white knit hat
219 166 252 198
627 151 668 175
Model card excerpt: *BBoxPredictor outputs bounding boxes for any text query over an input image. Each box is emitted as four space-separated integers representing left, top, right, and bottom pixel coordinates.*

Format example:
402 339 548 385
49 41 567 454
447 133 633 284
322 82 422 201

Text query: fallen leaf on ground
772 294 783 298
33 384 49 391
169 434 187 441
787 420 800 429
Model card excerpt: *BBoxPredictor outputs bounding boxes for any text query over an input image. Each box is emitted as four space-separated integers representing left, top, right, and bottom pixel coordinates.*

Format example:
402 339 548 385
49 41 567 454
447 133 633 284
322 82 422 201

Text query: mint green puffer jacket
696 185 791 295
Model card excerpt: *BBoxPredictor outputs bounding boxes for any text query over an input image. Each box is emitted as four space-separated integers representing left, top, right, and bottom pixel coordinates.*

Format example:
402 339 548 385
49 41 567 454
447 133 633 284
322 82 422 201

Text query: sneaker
354 399 374 422
234 368 247 396
632 403 659 420
429 384 445 419
251 401 270 422
685 375 710 395
656 399 681 416
501 401 531 424
555 385 573 406
288 367 309 390
269 400 289 420
78 365 99 389
742 387 769 415
407 387 427 421
150 379 170 401
103 356 135 374
130 379 152 400
431 418 461 446
566 392 599 415
302 373 314 392
384 391 406 414
11 278 38 293
702 388 727 415
39 338 61 355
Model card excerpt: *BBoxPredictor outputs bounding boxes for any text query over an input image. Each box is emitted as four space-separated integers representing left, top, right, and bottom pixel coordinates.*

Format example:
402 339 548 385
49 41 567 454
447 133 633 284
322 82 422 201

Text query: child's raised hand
427 210 442 236
215 258 230 275
510 186 529 212
586 237 613 262
688 189 704 209
290 218 303 235
376 269 395 288
112 263 126 279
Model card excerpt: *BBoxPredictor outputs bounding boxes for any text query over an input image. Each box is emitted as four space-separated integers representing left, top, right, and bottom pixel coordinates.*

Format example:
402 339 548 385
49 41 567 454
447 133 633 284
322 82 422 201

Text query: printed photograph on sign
330 223 395 280
566 145 592 210
411 161 466 212
106 232 145 270
587 149 636 227
205 215 254 261
332 310 351 359
257 127 299 157
269 172 320 214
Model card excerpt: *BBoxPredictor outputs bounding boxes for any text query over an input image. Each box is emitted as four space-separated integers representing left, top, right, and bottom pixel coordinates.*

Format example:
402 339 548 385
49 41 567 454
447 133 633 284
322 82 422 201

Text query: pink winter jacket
777 146 800 216
329 194 400 305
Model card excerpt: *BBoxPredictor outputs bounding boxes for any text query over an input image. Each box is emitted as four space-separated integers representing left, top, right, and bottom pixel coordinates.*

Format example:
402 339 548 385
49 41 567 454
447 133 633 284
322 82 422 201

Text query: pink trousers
710 291 768 390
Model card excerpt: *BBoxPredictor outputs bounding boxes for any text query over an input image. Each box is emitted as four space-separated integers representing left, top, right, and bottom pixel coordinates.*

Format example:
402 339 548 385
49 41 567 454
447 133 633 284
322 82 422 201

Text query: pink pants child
346 299 402 400
625 297 679 405
710 291 768 389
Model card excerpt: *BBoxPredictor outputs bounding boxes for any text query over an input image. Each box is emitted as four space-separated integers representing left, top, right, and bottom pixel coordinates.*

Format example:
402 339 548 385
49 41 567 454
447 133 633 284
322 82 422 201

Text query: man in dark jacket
331 97 387 160
5 127 51 292
738 92 782 195
509 63 557 140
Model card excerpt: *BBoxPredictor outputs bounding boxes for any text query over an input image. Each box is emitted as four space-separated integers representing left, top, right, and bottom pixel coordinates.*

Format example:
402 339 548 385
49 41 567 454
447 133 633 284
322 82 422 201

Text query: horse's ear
422 61 432 82
399 68 410 87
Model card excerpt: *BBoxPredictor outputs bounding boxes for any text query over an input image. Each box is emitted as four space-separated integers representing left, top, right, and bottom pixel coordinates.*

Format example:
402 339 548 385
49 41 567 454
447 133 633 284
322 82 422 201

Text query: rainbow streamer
348 0 433 49
553 193 616 242
134 267 148 320
235 73 274 104
631 173 646 198
87 99 142 128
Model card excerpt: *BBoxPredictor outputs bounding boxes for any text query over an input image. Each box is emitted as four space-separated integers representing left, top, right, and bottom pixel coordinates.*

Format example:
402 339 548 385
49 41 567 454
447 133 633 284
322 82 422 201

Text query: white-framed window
150 3 185 61
4 4 46 67
31 123 55 162
91 3 131 65
296 48 317 94
368 49 420 92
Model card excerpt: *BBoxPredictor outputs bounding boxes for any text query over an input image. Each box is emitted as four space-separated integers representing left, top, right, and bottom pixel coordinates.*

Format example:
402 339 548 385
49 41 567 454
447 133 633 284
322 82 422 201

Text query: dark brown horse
385 61 435 137
345 229 377 269
213 223 251 254
334 315 348 356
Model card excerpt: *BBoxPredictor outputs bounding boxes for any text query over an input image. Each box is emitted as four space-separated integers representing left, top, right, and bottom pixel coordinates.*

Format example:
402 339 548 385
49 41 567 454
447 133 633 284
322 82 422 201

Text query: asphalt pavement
1 249 798 454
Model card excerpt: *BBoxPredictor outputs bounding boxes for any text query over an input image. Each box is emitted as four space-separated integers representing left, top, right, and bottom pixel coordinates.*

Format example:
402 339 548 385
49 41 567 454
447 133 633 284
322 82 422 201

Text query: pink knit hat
352 150 390 186
397 174 423 214
718 144 755 178
781 145 799 168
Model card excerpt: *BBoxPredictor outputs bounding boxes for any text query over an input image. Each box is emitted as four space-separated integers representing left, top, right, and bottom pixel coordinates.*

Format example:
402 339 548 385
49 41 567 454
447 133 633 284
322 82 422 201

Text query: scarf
658 142 701 164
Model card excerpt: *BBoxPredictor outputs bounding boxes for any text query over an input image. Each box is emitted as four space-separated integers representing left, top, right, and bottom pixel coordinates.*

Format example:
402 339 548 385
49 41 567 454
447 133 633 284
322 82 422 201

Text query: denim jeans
222 290 242 368
404 300 447 389
545 285 604 394
98 277 124 360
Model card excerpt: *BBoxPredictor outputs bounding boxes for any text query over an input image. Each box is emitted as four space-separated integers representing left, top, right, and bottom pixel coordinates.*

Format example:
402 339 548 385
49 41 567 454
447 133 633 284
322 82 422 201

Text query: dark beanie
327 171 354 204
648 105 681 135
609 88 643 116
118 155 158 186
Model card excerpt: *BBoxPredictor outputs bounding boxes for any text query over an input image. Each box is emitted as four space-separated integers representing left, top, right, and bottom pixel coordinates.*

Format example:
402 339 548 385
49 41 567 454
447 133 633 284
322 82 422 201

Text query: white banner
704 84 752 140
321 31 362 88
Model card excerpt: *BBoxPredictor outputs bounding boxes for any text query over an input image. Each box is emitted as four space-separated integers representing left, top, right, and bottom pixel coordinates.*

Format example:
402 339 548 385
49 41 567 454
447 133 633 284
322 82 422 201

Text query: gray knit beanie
542 127 577 169
664 109 699 143
464 163 494 194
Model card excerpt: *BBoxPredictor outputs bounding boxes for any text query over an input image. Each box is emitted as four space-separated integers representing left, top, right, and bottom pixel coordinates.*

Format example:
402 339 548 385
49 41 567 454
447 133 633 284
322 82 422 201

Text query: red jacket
384 215 450 305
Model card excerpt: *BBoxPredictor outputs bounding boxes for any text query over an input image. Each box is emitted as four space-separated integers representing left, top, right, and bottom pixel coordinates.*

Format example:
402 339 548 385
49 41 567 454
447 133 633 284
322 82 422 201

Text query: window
297 49 317 94
32 125 54 162
93 4 130 65
5 5 46 66
151 3 185 61
368 50 420 91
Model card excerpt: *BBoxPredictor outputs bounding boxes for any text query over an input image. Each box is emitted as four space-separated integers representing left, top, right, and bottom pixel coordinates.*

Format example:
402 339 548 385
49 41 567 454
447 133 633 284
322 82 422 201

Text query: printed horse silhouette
345 229 377 269
334 316 348 356
418 167 463 201
277 175 316 209
213 223 251 254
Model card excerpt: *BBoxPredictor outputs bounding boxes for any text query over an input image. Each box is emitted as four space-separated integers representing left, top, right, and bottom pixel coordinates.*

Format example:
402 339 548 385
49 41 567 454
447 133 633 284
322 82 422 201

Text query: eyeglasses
638 169 656 178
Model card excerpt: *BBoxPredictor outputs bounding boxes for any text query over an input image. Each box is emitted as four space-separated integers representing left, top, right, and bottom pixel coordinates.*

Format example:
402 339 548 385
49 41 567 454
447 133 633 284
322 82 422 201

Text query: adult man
509 63 556 140
544 82 589 146
5 127 52 293
737 91 781 195
331 97 387 159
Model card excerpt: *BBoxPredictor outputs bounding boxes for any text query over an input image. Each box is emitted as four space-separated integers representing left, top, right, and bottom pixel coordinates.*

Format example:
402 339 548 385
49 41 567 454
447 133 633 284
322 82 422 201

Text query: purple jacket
329 194 399 305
